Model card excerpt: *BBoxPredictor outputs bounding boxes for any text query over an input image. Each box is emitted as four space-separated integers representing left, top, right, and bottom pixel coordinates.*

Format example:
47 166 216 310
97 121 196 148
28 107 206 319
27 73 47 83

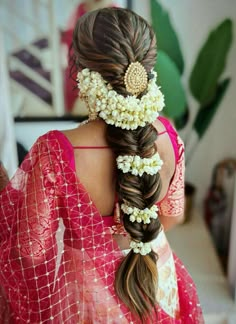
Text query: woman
0 8 204 323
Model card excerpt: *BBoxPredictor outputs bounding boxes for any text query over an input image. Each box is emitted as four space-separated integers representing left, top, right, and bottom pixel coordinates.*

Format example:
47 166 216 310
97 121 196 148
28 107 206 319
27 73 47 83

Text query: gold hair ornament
124 62 148 96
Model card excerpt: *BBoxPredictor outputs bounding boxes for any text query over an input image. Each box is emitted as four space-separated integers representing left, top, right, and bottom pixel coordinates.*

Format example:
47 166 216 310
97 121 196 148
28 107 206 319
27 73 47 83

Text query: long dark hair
72 8 162 322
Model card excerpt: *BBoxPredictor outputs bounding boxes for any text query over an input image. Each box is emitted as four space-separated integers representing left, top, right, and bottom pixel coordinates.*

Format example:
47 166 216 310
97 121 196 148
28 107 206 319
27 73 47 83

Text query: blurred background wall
1 0 234 208
134 0 236 209
0 30 18 176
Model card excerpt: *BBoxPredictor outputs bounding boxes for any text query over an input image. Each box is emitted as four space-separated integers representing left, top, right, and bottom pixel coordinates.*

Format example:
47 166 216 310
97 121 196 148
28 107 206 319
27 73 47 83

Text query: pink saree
0 117 204 323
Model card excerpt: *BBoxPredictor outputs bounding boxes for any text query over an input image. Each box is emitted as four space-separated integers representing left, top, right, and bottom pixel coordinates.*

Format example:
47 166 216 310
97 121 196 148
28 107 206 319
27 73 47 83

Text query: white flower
121 204 158 224
130 241 152 255
77 68 165 130
116 153 163 176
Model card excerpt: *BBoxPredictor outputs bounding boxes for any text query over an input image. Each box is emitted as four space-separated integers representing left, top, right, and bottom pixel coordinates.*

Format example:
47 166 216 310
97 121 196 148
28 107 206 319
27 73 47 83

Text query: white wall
228 177 236 300
0 0 128 52
132 0 151 22
15 121 78 152
133 0 236 207
0 30 18 176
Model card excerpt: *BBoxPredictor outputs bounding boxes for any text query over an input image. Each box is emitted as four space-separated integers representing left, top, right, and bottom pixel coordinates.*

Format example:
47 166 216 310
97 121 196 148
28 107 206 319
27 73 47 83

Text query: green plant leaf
155 51 187 120
150 0 184 74
174 107 189 130
194 78 231 139
189 19 233 106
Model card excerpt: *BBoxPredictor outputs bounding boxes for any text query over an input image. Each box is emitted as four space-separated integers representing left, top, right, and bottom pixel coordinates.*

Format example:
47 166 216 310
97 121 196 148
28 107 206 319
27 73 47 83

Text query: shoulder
156 116 178 135
153 117 167 133
62 120 108 148
21 130 66 170
37 130 62 144
153 116 178 145
156 116 184 162
33 130 71 153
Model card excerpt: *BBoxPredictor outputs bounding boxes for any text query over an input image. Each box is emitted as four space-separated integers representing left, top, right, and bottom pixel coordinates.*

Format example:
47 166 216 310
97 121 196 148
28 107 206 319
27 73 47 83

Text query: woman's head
72 8 157 96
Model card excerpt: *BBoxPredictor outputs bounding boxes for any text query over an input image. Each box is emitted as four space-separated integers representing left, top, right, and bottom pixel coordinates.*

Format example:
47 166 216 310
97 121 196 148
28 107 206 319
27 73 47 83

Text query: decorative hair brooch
77 64 165 130
116 153 163 176
124 62 148 96
121 204 158 224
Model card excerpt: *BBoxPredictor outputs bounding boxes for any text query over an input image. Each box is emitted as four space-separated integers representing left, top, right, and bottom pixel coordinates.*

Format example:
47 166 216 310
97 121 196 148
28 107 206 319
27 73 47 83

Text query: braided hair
72 8 162 321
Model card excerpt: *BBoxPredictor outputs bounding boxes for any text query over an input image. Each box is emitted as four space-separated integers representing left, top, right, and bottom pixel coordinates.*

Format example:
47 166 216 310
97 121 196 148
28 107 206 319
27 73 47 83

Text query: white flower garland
121 204 158 224
130 241 152 255
116 153 163 176
77 68 165 130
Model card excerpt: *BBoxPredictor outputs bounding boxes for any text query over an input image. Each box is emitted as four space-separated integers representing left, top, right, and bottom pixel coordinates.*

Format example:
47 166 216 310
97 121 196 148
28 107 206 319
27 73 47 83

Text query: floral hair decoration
116 153 163 176
77 67 165 130
121 204 158 224
77 63 164 256
130 241 152 256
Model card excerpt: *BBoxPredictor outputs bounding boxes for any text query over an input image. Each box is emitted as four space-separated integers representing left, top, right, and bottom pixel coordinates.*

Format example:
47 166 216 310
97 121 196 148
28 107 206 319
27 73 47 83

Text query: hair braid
73 8 162 322
107 125 162 321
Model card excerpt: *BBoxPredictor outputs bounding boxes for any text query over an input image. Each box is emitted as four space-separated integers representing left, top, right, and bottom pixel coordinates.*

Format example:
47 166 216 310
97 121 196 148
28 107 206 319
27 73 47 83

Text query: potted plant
150 0 233 220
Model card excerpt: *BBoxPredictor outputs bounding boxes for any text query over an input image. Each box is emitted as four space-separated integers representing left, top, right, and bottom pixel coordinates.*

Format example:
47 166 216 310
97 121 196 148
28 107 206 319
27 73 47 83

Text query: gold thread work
124 62 148 96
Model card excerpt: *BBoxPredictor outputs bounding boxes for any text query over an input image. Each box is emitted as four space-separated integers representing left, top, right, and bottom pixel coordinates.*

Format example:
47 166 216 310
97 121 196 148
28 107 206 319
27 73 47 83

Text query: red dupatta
0 130 204 323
